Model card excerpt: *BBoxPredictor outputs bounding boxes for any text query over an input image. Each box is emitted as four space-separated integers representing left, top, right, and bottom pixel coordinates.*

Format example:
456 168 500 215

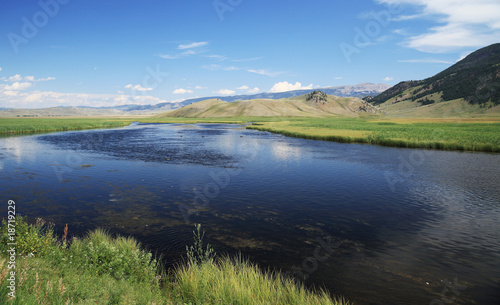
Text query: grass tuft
0 217 349 305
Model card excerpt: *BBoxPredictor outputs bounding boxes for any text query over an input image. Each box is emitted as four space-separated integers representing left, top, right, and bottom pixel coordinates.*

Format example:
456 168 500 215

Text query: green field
0 118 135 134
0 218 347 305
1 116 499 152
144 116 500 152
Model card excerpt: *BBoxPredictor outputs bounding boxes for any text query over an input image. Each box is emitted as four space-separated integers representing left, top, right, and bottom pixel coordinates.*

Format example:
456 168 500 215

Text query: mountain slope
156 92 381 118
370 43 500 115
179 83 390 106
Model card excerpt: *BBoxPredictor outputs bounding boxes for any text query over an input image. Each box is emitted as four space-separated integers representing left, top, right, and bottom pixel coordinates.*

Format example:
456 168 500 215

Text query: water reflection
0 123 499 305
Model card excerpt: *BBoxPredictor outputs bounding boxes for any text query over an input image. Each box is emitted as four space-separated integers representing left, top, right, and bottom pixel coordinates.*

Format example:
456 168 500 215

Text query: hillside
370 43 500 116
179 83 390 106
155 92 381 118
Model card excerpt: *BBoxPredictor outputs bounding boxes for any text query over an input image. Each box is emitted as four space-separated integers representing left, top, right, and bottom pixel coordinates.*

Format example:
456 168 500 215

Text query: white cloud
4 74 22 82
125 84 153 92
0 67 2 71
4 82 32 91
398 59 453 64
172 88 194 94
159 54 180 59
202 64 240 71
178 41 208 50
247 69 282 77
0 90 172 109
206 54 228 61
269 81 313 93
334 77 344 80
384 77 394 81
231 57 263 62
195 86 207 90
248 87 260 94
236 85 249 90
378 0 500 52
213 89 235 95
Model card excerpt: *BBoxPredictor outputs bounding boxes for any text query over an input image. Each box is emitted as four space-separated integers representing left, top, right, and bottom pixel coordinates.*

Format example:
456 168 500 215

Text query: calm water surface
0 123 499 305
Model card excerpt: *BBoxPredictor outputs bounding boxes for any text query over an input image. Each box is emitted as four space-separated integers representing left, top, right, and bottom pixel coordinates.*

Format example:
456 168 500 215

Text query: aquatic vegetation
0 217 348 304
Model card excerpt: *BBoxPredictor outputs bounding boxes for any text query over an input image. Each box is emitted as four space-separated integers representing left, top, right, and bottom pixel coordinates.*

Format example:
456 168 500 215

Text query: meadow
1 116 499 152
0 118 134 135
0 217 347 305
145 116 500 152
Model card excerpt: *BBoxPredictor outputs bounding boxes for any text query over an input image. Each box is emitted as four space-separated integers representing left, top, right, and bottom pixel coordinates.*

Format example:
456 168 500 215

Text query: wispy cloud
236 85 249 90
378 0 500 52
384 76 394 81
247 69 282 77
202 64 240 71
178 41 208 50
398 59 453 64
195 86 207 90
231 57 263 62
206 54 228 61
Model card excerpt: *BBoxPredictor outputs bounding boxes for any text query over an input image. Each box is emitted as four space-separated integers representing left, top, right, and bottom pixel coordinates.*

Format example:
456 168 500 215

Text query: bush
0 216 55 256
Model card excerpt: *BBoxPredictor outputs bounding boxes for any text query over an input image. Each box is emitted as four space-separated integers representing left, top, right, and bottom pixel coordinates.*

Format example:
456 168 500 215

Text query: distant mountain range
0 83 389 117
156 91 381 118
369 43 500 116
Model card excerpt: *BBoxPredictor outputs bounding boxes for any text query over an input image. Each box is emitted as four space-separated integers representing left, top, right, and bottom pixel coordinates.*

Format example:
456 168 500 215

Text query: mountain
179 83 390 106
155 91 381 118
0 83 389 117
369 43 500 116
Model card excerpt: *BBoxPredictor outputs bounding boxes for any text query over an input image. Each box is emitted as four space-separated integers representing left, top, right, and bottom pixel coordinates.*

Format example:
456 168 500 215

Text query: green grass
0 118 135 134
0 217 348 305
2 116 499 152
142 116 500 152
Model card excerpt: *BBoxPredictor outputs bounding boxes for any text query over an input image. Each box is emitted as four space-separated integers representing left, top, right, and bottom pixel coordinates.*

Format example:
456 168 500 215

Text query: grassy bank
143 116 500 152
2 116 499 152
0 118 135 135
0 218 347 305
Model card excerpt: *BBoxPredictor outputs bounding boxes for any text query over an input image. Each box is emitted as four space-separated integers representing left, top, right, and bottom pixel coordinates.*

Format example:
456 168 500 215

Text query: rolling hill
155 91 381 118
369 43 500 116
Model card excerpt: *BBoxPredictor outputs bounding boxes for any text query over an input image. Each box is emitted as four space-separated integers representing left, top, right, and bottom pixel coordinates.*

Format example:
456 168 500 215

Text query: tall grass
0 217 349 305
0 118 134 134
246 117 500 152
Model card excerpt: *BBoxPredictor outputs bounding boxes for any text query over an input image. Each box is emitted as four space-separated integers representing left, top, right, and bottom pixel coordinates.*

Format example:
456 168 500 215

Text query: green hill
154 92 381 118
370 43 500 116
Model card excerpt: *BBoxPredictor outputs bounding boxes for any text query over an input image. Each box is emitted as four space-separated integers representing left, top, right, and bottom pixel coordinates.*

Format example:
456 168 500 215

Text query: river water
0 123 499 304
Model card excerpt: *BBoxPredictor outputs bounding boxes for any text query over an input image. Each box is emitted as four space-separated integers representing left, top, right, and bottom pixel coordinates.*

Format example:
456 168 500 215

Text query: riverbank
1 116 499 152
0 118 135 135
143 116 500 153
0 217 347 305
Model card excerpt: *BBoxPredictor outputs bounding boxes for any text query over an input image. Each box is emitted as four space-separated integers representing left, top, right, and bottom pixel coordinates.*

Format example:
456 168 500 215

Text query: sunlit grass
0 118 134 134
0 217 348 305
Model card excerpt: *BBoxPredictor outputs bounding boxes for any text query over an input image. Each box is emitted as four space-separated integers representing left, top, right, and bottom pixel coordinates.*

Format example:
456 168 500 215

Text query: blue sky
0 0 499 108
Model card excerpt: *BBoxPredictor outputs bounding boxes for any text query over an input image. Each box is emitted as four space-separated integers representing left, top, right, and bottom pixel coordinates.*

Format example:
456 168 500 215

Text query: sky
0 0 499 109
